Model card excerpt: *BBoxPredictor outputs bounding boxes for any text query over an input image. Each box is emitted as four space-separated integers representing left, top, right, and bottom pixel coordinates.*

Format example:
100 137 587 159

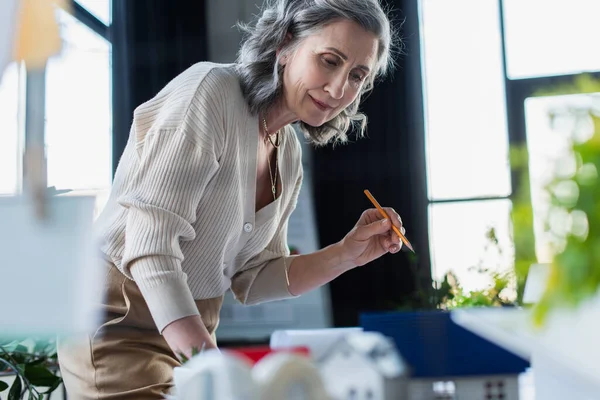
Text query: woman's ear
276 32 294 64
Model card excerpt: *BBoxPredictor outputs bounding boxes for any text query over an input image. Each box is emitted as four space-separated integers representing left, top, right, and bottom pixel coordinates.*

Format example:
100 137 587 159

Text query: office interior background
1 0 599 342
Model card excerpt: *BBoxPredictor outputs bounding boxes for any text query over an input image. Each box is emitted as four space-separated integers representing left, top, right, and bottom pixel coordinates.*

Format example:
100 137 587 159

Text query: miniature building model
252 352 331 400
172 350 258 400
318 331 410 400
361 311 528 400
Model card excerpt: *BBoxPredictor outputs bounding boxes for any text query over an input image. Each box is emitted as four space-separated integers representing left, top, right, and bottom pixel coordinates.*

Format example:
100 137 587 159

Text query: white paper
270 327 363 361
0 0 19 80
0 195 103 338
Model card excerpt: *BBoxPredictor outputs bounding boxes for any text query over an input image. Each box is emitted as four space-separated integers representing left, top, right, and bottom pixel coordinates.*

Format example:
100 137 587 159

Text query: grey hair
235 0 401 146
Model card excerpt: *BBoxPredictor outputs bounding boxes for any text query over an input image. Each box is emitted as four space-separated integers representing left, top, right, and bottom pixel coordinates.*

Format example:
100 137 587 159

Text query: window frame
19 1 112 195
421 0 600 290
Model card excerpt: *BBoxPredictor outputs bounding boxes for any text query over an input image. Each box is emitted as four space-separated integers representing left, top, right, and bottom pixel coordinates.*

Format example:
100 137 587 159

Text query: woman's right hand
162 315 217 361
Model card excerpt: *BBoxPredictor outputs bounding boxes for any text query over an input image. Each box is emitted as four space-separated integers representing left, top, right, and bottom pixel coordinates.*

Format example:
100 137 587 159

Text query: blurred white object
523 263 551 304
319 331 409 400
270 327 362 361
253 352 331 400
173 349 258 400
0 0 19 78
0 195 102 337
452 294 600 400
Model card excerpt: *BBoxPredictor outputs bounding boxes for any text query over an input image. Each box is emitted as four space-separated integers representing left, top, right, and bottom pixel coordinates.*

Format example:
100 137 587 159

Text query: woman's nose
325 74 346 100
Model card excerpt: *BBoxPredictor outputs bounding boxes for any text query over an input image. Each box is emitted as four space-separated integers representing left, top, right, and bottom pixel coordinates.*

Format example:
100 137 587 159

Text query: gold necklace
262 115 280 149
263 115 287 286
262 115 280 200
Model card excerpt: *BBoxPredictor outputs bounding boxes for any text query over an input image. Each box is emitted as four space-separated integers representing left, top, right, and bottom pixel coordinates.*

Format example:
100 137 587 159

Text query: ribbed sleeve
115 68 228 332
118 130 219 332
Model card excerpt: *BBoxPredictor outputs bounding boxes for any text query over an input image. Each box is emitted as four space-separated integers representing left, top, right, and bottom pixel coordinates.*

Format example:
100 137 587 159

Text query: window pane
503 0 600 79
46 11 112 215
421 0 511 200
428 199 514 292
0 63 23 195
75 0 111 26
524 93 599 263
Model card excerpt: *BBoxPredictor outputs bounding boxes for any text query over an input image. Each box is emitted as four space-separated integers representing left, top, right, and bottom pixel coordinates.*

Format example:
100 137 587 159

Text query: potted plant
0 338 62 400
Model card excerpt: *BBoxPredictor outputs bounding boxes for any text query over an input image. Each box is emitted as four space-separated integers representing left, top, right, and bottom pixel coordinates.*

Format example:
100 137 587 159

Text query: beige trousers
57 262 223 400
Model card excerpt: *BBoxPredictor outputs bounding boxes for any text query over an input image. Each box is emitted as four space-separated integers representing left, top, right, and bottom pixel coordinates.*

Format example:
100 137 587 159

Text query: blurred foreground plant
532 76 600 325
0 338 62 400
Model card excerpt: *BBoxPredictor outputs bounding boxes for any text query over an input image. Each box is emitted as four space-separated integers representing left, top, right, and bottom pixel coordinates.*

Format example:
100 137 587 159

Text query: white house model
172 349 332 400
318 331 410 400
171 349 258 400
252 352 332 400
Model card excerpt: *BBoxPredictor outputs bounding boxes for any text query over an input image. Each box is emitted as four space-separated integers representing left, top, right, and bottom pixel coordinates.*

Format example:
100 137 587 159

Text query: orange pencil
364 189 415 253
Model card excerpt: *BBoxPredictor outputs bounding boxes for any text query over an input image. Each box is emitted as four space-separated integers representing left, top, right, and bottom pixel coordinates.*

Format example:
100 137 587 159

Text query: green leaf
28 357 46 367
40 376 63 395
177 351 189 364
16 363 26 375
8 376 22 400
0 341 19 353
33 340 57 357
40 377 62 394
0 380 9 392
10 352 28 365
14 344 28 354
0 338 17 347
24 365 61 387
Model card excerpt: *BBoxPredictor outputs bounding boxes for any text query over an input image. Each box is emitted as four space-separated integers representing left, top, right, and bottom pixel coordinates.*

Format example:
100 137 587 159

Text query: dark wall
312 0 431 326
111 0 209 172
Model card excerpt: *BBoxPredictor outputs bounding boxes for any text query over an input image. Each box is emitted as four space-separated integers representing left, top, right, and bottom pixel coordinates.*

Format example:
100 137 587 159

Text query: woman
58 0 404 398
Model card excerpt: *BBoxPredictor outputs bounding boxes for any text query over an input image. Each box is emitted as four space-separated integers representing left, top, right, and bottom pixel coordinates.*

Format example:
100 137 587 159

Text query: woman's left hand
339 207 405 269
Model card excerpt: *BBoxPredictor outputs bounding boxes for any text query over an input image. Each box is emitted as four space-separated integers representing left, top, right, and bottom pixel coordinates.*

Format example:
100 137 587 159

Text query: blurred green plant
433 227 518 310
531 76 600 325
0 338 62 400
177 344 204 364
509 145 538 303
400 226 520 311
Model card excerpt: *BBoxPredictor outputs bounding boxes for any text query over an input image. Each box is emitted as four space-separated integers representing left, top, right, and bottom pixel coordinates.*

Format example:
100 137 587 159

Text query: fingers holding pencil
338 193 415 268
382 207 404 253
364 189 415 253
383 206 404 233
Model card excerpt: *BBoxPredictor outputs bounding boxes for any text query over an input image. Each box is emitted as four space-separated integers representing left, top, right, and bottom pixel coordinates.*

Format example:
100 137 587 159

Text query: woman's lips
310 96 333 111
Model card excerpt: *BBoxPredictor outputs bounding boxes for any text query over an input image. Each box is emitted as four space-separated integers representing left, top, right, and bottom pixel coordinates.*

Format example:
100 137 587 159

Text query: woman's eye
322 56 338 66
351 72 365 82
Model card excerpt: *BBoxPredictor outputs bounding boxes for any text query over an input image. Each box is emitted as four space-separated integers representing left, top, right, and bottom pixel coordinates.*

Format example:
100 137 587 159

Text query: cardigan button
243 222 253 233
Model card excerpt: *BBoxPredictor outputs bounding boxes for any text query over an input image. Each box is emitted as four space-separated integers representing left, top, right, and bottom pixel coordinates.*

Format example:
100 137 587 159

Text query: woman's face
281 19 379 127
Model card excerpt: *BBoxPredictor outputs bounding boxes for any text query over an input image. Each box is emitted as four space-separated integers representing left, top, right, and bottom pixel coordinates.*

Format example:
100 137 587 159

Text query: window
420 0 598 293
503 0 600 79
0 1 112 216
428 200 514 290
420 0 512 290
421 0 511 201
75 0 111 25
46 9 112 215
